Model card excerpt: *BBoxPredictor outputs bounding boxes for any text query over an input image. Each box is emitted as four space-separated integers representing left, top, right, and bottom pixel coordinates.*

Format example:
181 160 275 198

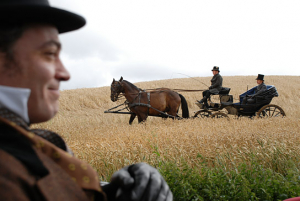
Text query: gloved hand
109 163 173 201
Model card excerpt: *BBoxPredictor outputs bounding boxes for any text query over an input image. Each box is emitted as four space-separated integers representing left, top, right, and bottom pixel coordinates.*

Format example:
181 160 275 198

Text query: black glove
109 163 173 201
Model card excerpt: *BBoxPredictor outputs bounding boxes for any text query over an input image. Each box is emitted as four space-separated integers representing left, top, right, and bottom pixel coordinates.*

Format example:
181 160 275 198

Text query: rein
117 88 205 96
167 89 205 92
143 88 205 92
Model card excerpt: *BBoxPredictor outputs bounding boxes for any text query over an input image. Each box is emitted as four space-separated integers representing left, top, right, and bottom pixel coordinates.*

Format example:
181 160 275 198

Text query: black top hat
211 66 220 72
255 74 264 81
0 0 86 33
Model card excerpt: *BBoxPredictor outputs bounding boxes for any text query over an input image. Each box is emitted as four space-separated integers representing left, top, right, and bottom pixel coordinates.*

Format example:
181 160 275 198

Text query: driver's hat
255 74 264 81
211 66 220 72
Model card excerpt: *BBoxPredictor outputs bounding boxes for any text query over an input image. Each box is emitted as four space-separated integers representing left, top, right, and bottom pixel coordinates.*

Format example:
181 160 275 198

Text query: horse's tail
179 94 189 118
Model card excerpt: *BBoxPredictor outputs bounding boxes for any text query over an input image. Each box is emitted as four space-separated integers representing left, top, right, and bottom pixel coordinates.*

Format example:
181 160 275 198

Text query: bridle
111 80 146 105
111 81 123 101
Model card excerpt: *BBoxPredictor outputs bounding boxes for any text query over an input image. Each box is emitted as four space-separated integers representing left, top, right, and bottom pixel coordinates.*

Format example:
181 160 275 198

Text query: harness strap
124 89 182 119
138 91 142 103
128 103 151 108
128 91 151 111
147 92 150 116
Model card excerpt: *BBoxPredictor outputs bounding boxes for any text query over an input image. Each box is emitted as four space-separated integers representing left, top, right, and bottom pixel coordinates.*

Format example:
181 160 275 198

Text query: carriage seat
218 87 231 95
209 87 233 106
210 87 231 96
239 85 278 104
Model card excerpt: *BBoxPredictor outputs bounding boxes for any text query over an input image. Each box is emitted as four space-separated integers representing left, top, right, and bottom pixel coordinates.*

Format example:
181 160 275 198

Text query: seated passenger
242 74 267 104
198 66 223 108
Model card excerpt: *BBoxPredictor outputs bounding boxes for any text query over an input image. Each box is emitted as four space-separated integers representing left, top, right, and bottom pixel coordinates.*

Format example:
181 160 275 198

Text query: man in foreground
0 1 172 200
242 74 267 104
198 66 223 108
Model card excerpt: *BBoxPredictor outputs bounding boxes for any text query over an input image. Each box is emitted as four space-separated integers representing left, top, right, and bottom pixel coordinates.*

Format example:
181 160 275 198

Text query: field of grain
33 76 300 179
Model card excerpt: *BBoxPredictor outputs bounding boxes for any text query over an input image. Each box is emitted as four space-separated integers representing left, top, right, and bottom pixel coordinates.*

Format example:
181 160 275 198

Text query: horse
110 76 189 124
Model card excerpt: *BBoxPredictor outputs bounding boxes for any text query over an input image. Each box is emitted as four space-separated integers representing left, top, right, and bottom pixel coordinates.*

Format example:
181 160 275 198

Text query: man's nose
56 59 70 81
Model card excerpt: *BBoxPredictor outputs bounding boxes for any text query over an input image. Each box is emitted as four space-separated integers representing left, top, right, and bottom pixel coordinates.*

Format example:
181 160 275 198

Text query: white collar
0 85 31 123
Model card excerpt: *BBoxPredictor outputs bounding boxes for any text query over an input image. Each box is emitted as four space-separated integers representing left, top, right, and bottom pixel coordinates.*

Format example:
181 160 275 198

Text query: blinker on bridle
111 81 123 100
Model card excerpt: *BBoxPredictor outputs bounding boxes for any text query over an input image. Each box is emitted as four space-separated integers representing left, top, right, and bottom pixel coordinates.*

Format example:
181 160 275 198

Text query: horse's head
110 76 124 102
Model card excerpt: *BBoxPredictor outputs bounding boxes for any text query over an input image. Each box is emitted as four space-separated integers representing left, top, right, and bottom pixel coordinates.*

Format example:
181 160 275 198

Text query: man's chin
29 108 58 124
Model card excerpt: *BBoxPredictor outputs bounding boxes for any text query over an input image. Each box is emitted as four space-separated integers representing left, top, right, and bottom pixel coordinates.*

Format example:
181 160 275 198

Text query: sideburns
0 24 26 74
2 53 23 76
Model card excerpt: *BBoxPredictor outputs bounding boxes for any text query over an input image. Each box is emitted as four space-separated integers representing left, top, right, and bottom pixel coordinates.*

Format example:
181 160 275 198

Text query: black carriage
194 85 286 118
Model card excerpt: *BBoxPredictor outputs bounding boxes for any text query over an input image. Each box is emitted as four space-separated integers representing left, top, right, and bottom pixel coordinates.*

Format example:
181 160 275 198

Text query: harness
110 80 184 119
128 90 151 117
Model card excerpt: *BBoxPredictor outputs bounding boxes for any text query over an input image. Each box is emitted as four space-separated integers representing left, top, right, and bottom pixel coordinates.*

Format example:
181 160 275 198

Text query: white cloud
53 0 300 90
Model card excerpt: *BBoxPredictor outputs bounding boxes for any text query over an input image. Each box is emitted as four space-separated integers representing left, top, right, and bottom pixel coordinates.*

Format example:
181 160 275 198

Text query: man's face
0 24 70 123
212 70 218 75
257 80 263 85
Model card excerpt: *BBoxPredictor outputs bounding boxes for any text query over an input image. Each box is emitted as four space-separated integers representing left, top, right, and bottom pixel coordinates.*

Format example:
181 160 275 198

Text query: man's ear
0 52 6 70
0 52 18 83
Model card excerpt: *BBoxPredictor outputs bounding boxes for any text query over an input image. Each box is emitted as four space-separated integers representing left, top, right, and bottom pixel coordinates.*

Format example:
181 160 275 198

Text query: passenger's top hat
255 74 264 81
0 0 86 33
211 66 220 72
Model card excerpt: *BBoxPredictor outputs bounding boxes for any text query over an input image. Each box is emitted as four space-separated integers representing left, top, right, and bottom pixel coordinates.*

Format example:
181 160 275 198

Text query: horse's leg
166 100 181 119
129 113 136 125
137 113 148 123
167 109 178 119
166 95 181 119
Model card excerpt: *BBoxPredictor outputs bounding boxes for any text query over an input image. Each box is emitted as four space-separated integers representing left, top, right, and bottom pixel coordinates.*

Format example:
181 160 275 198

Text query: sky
51 0 300 90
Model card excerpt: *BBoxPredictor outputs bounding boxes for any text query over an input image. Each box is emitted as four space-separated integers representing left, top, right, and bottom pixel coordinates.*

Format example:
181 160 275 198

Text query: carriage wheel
256 104 286 118
211 112 229 119
194 110 212 118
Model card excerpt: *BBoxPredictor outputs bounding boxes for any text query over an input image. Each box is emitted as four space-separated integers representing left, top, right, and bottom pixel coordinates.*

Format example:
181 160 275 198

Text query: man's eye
44 51 59 59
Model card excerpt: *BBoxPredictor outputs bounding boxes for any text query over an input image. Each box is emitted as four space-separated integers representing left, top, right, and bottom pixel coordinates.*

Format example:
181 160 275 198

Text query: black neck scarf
0 108 66 177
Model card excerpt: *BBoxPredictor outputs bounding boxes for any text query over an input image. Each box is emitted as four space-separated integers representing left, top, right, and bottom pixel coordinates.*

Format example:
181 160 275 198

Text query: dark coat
253 83 267 97
0 115 106 201
0 149 94 201
209 73 223 94
242 83 268 104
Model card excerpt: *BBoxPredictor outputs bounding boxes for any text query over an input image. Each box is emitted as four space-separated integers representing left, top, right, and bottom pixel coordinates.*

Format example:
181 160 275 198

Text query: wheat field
33 76 300 179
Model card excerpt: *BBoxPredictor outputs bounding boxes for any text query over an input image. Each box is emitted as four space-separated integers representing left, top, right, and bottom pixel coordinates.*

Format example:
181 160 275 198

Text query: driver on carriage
242 74 267 104
198 66 223 108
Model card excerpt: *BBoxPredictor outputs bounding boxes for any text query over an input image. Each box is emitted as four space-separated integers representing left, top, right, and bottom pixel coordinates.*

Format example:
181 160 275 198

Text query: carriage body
194 85 285 118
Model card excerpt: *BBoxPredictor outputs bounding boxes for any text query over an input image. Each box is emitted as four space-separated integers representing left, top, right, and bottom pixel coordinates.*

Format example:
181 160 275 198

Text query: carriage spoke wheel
257 104 286 118
194 110 212 118
211 112 229 119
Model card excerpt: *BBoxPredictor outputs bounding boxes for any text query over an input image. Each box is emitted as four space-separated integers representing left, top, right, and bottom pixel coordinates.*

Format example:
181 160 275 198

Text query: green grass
157 143 300 201
96 138 300 201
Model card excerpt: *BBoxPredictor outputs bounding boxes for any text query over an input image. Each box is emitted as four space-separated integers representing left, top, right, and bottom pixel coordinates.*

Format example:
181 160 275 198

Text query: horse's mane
122 80 142 91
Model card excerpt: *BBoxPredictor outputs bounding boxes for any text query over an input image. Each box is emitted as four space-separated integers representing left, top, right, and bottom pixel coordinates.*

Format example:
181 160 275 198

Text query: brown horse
110 77 189 124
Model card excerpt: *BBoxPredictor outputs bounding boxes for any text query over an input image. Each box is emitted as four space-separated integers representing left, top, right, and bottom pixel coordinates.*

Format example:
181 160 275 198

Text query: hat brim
0 5 86 33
